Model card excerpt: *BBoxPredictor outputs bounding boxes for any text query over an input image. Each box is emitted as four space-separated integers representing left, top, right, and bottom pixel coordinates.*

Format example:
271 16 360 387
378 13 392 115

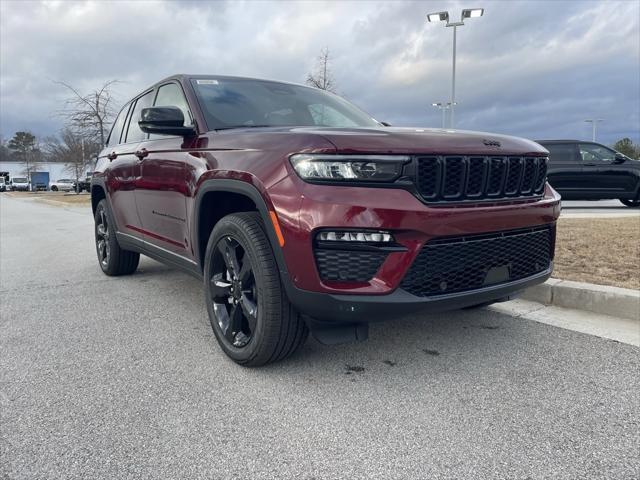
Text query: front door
134 82 194 258
135 137 191 256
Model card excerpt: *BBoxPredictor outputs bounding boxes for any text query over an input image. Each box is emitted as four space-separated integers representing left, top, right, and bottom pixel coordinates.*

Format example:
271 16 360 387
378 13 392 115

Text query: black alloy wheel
620 198 640 208
96 206 111 269
203 212 308 366
209 236 258 348
93 199 139 276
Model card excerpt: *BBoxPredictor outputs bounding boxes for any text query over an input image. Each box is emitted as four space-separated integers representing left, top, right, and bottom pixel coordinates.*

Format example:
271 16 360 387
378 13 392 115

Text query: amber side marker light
269 211 285 247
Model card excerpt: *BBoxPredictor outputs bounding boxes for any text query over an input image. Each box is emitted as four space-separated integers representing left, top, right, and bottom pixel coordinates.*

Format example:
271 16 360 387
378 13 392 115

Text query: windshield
13 178 27 183
190 77 380 130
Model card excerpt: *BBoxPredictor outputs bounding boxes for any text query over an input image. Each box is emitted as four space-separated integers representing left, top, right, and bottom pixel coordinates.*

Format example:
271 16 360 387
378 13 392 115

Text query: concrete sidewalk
523 278 640 321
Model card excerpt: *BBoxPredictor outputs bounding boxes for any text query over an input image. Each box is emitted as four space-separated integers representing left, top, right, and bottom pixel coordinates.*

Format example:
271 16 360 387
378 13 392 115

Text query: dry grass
554 217 640 290
5 191 91 205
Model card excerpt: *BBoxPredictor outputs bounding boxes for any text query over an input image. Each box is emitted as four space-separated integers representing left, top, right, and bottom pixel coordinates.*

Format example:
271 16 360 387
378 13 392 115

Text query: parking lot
1 195 639 479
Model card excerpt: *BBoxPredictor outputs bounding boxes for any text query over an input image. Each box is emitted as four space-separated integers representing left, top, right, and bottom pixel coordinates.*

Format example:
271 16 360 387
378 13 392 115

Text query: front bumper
285 265 552 323
269 175 561 296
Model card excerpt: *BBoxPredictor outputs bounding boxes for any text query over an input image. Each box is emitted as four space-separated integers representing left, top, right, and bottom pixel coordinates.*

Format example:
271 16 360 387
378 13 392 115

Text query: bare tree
55 79 119 150
44 129 99 191
306 47 336 93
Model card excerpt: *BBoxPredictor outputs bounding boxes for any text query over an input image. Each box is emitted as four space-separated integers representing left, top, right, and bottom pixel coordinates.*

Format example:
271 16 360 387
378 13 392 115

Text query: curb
522 279 640 321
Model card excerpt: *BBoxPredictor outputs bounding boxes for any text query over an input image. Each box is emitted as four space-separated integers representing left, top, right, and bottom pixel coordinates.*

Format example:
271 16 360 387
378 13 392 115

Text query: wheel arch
193 179 291 282
90 181 107 214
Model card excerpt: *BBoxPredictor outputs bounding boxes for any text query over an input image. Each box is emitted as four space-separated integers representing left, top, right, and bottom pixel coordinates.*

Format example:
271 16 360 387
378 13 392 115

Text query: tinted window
106 103 130 147
154 83 192 126
545 143 577 163
190 78 379 130
125 91 154 143
579 143 616 163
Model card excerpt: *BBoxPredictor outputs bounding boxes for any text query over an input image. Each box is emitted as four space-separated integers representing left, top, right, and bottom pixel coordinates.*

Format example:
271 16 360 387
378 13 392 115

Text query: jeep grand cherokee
91 75 561 366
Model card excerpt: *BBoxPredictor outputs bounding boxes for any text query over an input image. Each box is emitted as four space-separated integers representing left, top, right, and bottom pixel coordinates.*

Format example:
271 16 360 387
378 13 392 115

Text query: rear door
134 82 194 258
578 143 637 195
545 142 583 197
105 90 154 237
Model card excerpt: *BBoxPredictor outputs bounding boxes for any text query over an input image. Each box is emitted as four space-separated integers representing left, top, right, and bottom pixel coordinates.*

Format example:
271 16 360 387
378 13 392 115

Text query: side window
579 143 616 163
154 83 193 126
124 91 155 144
106 103 130 147
546 143 577 163
308 104 358 127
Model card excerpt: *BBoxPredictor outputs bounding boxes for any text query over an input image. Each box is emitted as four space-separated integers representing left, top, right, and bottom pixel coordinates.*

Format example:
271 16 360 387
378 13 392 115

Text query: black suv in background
537 140 640 207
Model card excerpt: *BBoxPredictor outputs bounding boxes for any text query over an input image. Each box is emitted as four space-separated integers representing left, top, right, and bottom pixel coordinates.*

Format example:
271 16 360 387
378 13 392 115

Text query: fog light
317 231 394 243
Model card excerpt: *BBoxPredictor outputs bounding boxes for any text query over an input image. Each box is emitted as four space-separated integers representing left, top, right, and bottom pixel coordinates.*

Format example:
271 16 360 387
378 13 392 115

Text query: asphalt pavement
1 195 639 480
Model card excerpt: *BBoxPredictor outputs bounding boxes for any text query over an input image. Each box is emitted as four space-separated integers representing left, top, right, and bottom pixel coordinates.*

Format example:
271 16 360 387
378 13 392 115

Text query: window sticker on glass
197 79 219 85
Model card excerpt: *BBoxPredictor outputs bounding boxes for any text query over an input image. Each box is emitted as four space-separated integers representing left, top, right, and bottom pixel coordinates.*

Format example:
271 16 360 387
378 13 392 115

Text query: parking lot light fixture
427 12 449 23
462 8 484 19
584 118 604 142
432 102 456 129
426 8 485 128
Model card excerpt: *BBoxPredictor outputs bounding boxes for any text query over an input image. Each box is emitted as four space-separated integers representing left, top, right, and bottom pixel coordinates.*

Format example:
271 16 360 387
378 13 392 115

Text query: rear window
544 143 576 163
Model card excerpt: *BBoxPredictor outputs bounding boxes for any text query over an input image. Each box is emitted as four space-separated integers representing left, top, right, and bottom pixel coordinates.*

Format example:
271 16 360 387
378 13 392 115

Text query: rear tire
94 199 139 276
51 185 58 191
203 212 308 367
620 198 640 208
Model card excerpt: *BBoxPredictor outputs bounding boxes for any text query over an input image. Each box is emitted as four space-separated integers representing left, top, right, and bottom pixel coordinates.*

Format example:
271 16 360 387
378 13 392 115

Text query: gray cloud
1 0 638 146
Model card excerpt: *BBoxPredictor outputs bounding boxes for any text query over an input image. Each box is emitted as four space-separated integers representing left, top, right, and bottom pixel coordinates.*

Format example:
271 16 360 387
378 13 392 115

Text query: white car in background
49 179 75 192
10 177 29 191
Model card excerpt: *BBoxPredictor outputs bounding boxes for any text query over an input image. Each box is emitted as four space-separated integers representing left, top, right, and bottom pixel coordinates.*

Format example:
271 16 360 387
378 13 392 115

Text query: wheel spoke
209 274 232 299
219 237 240 278
239 295 257 332
238 258 252 284
97 239 105 259
225 305 242 342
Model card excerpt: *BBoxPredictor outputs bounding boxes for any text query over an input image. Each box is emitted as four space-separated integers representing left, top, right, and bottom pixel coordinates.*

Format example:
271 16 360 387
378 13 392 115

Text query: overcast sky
1 0 638 146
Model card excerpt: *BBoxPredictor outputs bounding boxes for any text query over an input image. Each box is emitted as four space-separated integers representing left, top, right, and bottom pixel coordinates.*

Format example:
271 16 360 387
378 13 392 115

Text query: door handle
107 151 118 161
583 163 596 166
135 148 149 160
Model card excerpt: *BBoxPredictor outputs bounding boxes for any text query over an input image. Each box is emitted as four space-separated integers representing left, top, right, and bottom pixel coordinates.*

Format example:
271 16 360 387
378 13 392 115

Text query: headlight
289 154 409 182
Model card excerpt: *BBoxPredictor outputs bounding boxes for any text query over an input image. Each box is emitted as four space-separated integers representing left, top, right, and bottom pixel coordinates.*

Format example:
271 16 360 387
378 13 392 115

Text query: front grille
400 226 552 297
415 156 547 203
315 249 387 282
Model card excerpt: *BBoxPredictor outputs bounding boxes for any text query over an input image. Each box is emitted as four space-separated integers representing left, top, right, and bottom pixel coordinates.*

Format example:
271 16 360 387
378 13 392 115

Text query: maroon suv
91 75 561 366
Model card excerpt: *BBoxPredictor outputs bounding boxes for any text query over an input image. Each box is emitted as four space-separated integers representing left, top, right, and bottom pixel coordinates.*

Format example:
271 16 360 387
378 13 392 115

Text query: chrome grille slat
415 155 547 203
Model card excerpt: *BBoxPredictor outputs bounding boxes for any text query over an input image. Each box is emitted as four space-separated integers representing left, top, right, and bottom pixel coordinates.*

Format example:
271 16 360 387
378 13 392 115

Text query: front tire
51 185 58 191
620 198 640 208
94 199 139 276
203 212 308 367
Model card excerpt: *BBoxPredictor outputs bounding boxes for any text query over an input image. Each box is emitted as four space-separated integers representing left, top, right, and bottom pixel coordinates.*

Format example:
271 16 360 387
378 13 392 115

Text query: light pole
584 119 603 142
432 102 456 128
427 8 484 128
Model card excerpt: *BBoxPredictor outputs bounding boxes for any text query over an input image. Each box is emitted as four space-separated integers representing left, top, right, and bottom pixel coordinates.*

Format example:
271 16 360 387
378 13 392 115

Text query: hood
209 126 548 157
294 126 547 156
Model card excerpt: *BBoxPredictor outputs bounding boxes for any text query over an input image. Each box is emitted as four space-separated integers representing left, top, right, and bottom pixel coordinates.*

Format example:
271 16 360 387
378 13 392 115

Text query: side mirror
380 121 392 127
139 106 196 137
613 153 627 164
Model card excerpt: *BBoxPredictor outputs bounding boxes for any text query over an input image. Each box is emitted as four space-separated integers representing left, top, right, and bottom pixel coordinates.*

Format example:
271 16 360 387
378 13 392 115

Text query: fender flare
193 179 292 284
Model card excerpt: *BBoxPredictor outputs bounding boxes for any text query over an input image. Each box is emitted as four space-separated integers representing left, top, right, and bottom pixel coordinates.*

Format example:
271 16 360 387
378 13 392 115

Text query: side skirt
116 232 203 280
